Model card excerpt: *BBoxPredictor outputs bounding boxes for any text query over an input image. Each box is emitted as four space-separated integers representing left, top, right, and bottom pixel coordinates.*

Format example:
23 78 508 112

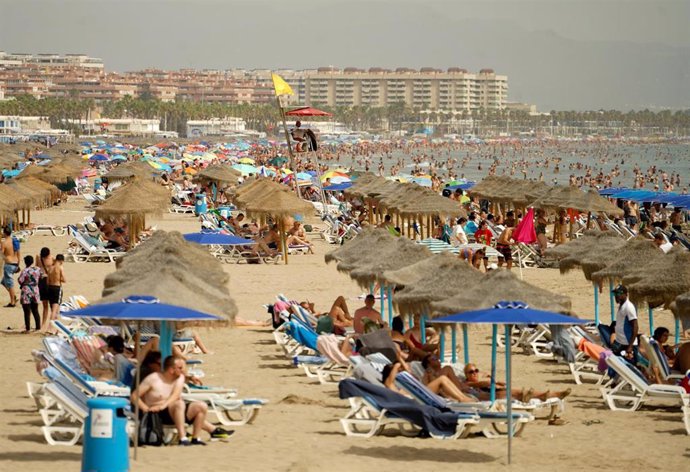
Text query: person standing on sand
496 222 515 270
42 254 65 333
1 226 20 307
36 247 53 330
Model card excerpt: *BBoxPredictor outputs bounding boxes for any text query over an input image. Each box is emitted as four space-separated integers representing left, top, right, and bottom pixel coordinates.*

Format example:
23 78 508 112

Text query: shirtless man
353 294 383 334
253 224 281 256
1 227 20 307
495 222 515 270
132 356 232 445
43 254 65 332
670 207 683 233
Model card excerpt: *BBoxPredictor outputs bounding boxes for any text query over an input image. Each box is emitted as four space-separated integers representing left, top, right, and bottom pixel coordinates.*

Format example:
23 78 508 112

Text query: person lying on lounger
390 316 432 362
462 363 571 402
300 295 353 331
286 221 314 253
383 361 475 403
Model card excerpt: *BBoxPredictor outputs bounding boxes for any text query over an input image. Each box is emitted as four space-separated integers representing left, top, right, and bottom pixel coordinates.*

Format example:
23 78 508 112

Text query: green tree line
1 94 689 135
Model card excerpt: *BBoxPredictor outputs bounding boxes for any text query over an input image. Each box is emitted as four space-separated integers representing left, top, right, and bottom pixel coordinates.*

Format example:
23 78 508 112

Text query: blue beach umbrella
183 232 256 246
231 163 258 176
65 295 222 458
431 301 588 465
89 153 109 162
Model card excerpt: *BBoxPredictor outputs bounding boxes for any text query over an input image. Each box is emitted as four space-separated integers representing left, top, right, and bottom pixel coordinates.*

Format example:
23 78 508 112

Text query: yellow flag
271 73 294 96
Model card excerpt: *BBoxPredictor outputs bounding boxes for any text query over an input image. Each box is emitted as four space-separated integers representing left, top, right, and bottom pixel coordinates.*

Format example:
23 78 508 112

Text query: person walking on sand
1 226 20 307
42 254 65 333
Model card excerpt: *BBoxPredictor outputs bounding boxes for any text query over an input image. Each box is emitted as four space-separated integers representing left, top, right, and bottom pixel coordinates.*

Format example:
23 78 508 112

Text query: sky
1 0 689 110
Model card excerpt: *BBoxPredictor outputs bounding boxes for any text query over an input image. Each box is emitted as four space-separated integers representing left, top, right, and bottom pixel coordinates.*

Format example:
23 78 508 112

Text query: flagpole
272 73 300 198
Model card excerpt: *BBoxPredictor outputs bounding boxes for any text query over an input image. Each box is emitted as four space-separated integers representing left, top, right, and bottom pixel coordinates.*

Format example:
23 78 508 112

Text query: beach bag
11 236 20 253
139 412 164 446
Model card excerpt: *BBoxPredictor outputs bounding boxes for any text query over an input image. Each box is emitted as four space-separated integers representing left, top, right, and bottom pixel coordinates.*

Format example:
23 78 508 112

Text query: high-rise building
278 67 508 111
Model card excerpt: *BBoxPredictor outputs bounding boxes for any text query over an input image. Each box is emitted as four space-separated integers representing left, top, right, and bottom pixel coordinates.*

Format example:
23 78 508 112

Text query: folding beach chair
640 335 686 383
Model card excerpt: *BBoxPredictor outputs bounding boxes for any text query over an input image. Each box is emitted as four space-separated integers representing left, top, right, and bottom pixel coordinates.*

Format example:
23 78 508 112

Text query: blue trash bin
194 194 208 216
82 397 130 472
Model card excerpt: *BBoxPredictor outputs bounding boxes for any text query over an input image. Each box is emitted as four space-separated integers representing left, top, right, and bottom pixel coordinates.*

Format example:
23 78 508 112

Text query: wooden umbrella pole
586 211 591 229
568 209 575 240
279 217 288 264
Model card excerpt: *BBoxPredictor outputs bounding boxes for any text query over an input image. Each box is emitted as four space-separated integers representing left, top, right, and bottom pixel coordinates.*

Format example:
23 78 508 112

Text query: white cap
487 263 498 271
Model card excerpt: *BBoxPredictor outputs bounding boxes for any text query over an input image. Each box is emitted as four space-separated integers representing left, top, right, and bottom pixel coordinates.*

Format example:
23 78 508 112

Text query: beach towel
317 334 350 365
285 321 318 351
358 329 398 363
578 338 607 363
338 378 461 437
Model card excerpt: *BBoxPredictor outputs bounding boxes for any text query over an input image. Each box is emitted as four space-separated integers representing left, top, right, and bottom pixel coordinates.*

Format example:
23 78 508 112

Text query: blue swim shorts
2 263 17 289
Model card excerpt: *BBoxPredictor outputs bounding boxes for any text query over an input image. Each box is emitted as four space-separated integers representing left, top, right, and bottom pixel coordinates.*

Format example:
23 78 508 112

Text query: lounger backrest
54 375 90 413
606 355 649 392
648 338 672 378
597 324 614 349
351 358 385 386
396 371 448 410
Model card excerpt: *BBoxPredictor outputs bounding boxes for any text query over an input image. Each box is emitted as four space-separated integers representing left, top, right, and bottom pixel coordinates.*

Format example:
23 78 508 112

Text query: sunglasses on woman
467 368 479 374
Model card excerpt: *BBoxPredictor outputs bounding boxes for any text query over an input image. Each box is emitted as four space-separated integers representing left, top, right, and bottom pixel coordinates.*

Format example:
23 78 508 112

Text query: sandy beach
0 198 687 472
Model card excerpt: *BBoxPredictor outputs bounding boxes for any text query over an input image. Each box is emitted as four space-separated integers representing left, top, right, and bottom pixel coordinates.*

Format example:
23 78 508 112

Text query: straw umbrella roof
234 179 284 207
344 174 396 199
380 252 458 287
196 164 241 184
0 184 33 210
590 238 665 284
531 185 623 216
334 231 402 275
244 187 313 217
95 180 170 219
398 194 467 218
5 179 54 209
324 227 396 264
100 231 236 325
546 230 614 260
430 269 573 316
555 231 626 278
111 231 228 285
670 292 690 324
101 269 235 326
346 237 432 288
104 161 154 181
624 249 690 307
393 258 483 316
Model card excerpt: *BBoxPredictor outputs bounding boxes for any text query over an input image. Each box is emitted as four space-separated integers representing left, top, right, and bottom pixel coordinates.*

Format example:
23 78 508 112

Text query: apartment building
278 67 508 112
186 117 247 137
0 52 104 69
0 54 508 111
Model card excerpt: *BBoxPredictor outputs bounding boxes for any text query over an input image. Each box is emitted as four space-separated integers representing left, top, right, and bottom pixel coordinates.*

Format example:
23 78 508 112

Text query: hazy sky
1 0 689 110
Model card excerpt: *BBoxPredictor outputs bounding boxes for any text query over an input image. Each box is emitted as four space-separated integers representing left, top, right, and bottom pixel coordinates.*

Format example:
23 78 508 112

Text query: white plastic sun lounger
600 355 690 412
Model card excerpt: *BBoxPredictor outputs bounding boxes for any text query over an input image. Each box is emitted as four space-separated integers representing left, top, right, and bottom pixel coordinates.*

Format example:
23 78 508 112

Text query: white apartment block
0 51 104 69
186 117 247 137
278 67 508 112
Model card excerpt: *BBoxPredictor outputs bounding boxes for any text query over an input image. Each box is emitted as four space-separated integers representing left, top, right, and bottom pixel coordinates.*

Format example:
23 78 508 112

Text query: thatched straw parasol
234 179 284 207
101 270 235 325
99 231 236 326
334 231 400 275
393 257 483 317
430 269 572 316
346 237 432 288
0 184 33 210
242 188 313 264
95 181 170 245
196 164 241 184
555 231 625 278
324 227 396 265
380 252 458 287
111 231 228 284
624 249 690 308
670 292 690 325
590 238 665 285
104 161 155 181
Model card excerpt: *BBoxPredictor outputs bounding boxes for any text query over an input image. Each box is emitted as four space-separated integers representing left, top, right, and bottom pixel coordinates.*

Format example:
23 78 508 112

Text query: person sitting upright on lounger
353 294 384 334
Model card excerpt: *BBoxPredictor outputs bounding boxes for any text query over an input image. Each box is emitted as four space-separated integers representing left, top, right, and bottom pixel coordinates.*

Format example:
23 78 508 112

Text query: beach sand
0 199 687 471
